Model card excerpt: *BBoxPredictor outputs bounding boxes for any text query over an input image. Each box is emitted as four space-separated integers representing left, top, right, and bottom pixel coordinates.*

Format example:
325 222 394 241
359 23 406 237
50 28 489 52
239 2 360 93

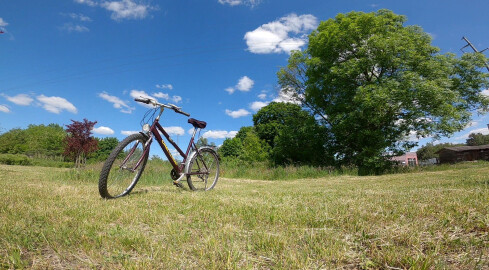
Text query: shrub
0 154 32 166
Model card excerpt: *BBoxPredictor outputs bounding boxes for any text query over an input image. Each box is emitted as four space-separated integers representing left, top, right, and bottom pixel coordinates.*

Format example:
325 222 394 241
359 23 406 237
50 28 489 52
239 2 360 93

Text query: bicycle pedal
173 181 184 188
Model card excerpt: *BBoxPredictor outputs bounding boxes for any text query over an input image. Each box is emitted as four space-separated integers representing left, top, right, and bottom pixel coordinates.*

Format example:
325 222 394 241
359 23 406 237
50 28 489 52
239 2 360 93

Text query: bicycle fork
120 136 152 173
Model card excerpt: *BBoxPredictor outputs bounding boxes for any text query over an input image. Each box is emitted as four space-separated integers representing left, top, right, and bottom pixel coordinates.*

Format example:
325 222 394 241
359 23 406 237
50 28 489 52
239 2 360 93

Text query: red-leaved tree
64 119 98 167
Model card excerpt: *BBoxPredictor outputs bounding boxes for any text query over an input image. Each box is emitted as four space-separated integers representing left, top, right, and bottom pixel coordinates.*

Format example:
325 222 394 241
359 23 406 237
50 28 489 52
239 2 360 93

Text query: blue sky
1 0 489 158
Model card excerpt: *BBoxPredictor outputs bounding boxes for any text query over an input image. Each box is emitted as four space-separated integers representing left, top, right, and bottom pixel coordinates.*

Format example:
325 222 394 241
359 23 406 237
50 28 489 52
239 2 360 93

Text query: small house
391 152 418 166
436 145 489 164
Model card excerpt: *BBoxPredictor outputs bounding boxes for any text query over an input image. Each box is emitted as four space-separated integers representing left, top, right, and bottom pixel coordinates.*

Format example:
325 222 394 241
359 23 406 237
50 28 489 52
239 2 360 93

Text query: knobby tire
98 133 149 199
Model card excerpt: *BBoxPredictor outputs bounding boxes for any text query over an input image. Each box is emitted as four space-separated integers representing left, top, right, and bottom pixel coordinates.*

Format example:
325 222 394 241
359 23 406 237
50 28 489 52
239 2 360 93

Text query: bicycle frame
148 120 196 173
127 106 204 177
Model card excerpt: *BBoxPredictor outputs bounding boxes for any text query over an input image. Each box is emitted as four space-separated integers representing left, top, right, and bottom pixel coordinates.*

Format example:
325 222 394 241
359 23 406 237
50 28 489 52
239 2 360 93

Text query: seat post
191 128 198 141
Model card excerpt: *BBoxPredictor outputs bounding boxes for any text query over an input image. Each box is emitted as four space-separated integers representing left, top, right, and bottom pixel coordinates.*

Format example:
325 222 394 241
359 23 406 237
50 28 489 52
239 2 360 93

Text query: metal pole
462 36 489 72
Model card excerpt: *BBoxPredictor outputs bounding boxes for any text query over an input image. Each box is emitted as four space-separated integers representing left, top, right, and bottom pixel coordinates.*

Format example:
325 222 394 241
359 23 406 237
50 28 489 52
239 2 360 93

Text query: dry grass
0 163 488 269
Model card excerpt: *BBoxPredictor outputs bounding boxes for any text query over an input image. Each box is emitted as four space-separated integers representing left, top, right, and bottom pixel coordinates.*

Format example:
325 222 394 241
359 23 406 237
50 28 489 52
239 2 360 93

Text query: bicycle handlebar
134 97 151 104
134 97 190 117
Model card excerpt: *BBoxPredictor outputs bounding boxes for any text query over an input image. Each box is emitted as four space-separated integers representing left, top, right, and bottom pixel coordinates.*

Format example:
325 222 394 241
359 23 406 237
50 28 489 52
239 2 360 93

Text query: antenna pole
461 36 489 72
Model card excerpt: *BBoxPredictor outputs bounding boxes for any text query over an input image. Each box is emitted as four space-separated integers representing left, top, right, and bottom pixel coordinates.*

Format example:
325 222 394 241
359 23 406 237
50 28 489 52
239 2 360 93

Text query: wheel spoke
186 148 219 191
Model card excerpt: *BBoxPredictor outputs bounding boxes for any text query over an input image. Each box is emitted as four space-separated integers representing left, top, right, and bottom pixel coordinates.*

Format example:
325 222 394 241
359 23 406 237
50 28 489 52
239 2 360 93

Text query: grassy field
0 163 488 269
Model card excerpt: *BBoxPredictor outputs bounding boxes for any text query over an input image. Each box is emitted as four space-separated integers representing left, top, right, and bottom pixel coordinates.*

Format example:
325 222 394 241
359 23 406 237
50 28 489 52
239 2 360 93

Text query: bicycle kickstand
172 173 186 188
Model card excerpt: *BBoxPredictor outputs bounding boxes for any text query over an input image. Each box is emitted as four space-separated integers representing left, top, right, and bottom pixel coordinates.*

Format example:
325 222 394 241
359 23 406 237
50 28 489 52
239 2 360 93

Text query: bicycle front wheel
98 133 149 199
186 147 219 191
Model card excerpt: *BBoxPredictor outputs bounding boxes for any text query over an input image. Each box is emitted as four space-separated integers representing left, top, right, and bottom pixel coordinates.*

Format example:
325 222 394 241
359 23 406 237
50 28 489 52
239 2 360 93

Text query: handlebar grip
134 98 150 104
177 110 190 117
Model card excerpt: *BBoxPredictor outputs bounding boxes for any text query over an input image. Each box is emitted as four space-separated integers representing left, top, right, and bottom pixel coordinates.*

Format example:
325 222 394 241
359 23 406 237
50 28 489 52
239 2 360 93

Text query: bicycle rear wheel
186 147 219 191
99 133 149 199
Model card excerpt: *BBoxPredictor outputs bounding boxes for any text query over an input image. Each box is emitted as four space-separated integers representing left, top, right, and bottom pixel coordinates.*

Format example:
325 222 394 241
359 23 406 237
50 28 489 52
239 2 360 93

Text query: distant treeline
217 102 489 167
0 123 119 163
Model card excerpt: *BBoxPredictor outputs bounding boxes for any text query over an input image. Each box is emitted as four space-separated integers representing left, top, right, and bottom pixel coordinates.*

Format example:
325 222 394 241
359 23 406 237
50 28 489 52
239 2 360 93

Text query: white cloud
101 0 154 21
121 130 139 136
74 0 156 21
37 95 77 114
465 121 478 128
130 90 154 100
481 89 489 97
225 87 235 94
2 93 33 106
225 109 250 118
171 95 182 103
62 13 92 22
164 126 185 136
218 0 261 7
0 18 8 27
152 92 169 100
226 76 254 94
406 130 421 142
236 76 254 91
99 91 134 113
203 130 238 139
60 23 90 33
273 88 302 104
258 93 267 100
170 148 181 158
250 101 268 111
152 92 182 104
93 126 115 135
156 84 173 90
455 127 489 140
244 13 318 54
0 17 8 33
0 105 10 113
74 0 97 6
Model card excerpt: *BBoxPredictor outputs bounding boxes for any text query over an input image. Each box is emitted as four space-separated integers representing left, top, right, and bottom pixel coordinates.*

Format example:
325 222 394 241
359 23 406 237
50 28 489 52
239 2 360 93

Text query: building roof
438 145 489 152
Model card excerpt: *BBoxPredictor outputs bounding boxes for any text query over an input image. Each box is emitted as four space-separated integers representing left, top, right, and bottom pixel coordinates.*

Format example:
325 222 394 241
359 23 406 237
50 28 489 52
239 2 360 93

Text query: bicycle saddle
188 118 207 129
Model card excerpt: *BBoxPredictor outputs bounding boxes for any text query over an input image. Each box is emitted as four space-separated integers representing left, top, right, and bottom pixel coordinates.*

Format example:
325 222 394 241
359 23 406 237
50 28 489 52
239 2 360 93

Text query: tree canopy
219 103 329 166
91 137 119 161
278 9 489 174
466 133 489 146
0 124 65 157
253 102 330 165
64 119 99 167
416 142 463 161
218 126 269 162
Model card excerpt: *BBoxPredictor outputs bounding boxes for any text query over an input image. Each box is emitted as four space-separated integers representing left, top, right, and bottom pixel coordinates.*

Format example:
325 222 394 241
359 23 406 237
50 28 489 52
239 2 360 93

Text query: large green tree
253 102 330 165
278 9 489 174
466 133 489 146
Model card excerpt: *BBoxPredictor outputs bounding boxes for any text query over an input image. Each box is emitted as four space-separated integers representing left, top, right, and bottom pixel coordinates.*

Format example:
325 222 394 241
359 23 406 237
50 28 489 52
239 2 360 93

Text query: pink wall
391 152 418 166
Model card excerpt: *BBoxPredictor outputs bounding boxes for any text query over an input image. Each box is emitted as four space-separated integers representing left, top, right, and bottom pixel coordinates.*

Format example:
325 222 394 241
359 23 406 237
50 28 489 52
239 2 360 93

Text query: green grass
220 158 358 180
0 162 488 269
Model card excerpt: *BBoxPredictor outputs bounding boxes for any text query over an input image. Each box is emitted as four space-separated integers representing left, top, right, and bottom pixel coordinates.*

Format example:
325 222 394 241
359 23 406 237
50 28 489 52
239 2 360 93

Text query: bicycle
98 97 220 199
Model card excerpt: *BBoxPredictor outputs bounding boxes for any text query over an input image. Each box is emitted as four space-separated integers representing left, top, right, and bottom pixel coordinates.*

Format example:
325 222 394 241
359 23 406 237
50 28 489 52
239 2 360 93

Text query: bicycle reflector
142 124 150 133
